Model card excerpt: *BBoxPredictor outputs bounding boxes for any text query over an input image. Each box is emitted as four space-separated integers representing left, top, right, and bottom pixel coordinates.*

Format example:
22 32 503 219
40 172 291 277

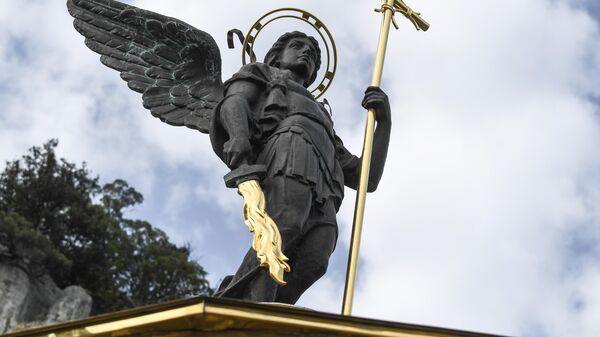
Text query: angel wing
67 0 224 133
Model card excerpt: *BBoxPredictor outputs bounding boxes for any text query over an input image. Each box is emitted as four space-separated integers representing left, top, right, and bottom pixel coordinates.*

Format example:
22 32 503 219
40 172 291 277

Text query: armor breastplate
284 81 334 139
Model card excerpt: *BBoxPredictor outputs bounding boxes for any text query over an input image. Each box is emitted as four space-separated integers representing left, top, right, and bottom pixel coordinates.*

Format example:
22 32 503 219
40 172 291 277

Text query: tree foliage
0 140 211 314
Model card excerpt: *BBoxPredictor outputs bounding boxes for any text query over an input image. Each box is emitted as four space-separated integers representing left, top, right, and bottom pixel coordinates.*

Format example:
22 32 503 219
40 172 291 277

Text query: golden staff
342 0 429 316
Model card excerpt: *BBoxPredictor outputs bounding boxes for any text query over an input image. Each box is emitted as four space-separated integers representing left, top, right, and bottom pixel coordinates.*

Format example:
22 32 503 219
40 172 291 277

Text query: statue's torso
253 66 344 208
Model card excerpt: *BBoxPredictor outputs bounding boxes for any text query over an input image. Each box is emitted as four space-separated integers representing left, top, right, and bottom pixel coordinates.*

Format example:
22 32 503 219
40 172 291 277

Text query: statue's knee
311 255 330 280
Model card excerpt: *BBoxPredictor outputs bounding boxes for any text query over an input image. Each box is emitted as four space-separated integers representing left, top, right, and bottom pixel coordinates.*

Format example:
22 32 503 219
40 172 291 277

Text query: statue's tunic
210 62 359 299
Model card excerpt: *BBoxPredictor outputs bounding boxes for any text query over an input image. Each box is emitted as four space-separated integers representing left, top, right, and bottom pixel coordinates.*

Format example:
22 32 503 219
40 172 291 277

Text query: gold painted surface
83 305 204 334
342 0 429 316
342 0 396 316
241 8 337 99
394 0 430 31
205 306 420 337
238 180 290 285
2 297 507 337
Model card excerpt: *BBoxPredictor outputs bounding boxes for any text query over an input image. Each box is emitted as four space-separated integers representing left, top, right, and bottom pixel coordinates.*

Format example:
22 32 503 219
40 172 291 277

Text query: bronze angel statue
68 0 391 304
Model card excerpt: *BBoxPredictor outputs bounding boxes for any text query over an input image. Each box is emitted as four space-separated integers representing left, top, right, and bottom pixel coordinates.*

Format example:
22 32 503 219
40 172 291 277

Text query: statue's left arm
339 86 391 192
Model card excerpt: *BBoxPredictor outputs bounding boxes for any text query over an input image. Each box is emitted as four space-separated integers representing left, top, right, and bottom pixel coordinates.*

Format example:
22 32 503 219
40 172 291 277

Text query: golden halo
242 8 337 99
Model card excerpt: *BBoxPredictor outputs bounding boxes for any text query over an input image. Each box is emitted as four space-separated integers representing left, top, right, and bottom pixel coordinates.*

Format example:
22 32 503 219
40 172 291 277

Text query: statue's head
264 31 321 87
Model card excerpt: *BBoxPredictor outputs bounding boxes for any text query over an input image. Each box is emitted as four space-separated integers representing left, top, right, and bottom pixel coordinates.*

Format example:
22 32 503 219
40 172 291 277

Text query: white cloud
333 1 600 335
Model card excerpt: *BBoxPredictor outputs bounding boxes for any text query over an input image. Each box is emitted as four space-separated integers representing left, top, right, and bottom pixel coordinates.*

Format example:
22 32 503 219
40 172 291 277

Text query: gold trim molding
3 297 509 337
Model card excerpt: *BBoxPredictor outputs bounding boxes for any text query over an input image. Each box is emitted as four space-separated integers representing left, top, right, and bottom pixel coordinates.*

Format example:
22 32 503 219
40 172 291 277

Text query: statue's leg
237 176 314 302
274 224 336 304
240 229 301 302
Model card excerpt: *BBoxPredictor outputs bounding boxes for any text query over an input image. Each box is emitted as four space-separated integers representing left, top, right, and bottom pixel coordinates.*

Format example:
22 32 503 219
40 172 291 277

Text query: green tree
0 140 211 314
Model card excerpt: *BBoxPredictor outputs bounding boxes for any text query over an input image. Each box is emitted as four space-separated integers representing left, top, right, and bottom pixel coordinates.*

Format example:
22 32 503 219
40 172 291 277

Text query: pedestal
2 297 507 337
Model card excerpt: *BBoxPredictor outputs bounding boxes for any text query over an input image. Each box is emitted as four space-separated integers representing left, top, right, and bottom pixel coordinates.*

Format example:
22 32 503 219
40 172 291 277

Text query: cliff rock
0 263 92 334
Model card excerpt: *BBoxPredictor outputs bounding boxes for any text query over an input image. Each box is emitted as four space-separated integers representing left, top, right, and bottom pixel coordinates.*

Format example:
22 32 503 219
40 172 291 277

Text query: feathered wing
67 0 224 133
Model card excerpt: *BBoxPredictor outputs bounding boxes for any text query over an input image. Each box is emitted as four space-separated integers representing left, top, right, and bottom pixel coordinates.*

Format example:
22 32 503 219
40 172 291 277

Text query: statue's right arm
218 80 262 169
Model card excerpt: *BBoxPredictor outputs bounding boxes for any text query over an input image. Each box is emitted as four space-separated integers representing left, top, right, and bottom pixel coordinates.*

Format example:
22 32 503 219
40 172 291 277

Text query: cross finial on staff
342 0 429 316
392 0 430 31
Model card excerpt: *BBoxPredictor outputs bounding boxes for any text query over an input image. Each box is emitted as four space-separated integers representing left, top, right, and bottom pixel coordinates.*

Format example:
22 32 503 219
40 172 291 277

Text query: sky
1 0 600 336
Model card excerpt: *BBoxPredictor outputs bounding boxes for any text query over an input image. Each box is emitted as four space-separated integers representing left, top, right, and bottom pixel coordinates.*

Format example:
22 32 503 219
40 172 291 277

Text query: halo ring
242 8 337 99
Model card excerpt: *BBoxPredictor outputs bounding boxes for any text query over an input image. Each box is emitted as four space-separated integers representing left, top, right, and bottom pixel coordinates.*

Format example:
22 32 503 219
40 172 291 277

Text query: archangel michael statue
68 0 392 305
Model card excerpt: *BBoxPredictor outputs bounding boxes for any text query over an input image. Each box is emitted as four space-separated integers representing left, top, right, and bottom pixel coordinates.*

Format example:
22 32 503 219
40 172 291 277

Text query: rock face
0 263 92 334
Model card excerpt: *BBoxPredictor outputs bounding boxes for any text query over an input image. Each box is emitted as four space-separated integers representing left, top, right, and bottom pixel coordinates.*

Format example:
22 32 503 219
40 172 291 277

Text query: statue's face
279 37 318 84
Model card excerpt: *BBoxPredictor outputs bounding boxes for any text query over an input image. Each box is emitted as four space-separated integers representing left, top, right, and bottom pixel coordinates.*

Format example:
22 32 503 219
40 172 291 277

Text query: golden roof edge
2 297 511 337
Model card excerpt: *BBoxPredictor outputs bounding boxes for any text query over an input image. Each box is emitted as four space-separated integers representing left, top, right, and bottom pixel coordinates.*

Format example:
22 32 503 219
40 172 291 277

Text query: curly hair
264 31 321 87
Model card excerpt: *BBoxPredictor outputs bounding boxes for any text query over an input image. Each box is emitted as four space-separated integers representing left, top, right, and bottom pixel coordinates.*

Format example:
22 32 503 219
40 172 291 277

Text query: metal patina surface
67 0 393 307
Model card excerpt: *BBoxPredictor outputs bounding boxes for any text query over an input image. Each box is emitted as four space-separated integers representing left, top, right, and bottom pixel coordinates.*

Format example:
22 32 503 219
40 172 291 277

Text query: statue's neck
276 64 309 87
